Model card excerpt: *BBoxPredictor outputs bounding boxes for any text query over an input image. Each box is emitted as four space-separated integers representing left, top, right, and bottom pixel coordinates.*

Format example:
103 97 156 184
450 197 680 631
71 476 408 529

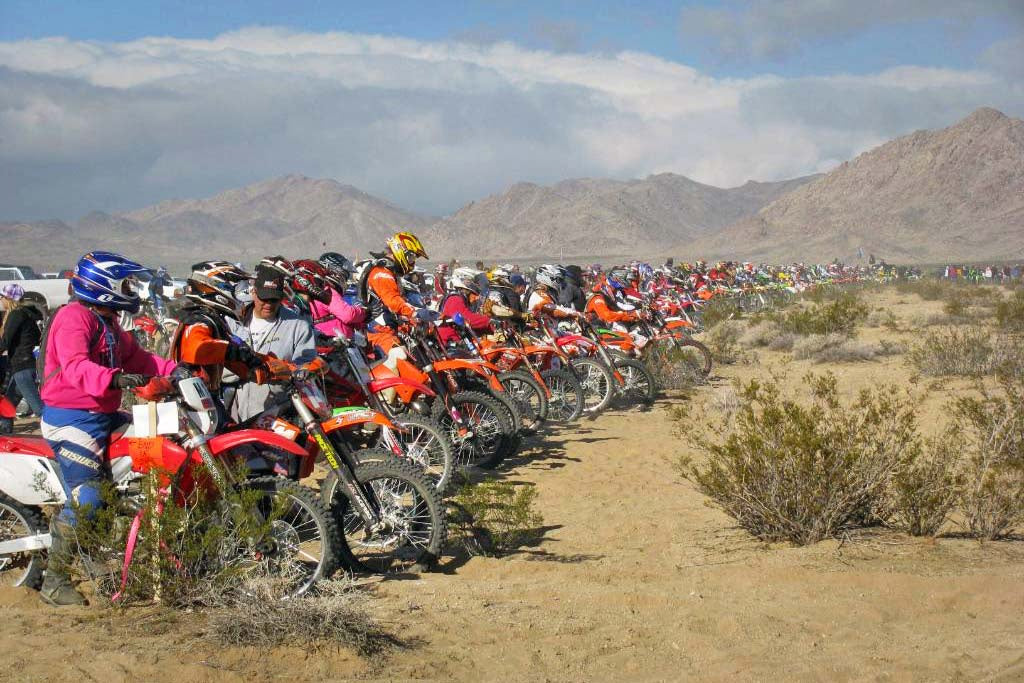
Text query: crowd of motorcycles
0 251 892 602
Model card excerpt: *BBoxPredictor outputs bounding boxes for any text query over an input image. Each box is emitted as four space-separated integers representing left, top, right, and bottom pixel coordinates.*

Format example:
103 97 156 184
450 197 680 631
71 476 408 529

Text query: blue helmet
72 251 148 313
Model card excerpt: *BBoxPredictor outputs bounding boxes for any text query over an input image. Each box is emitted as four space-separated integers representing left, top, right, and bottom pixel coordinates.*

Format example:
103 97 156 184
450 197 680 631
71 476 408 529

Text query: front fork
292 398 383 531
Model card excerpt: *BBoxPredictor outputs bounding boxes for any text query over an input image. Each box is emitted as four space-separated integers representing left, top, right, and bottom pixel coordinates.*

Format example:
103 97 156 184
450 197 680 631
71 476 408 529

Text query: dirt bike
441 313 553 434
317 332 456 495
240 366 446 573
596 305 713 378
0 371 338 599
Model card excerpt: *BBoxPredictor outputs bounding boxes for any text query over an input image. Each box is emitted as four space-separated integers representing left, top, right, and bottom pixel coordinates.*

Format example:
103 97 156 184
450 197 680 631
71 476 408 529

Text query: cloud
680 0 1024 61
0 27 1021 221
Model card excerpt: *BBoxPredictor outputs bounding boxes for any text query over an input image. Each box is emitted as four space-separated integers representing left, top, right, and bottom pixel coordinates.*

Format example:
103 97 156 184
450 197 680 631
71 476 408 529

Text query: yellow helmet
385 231 428 274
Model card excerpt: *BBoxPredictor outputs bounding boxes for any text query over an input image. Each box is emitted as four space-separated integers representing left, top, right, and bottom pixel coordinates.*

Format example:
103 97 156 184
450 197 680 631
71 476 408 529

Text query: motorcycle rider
528 265 583 321
482 267 532 330
315 252 366 340
149 265 171 316
437 267 493 346
39 251 178 606
585 271 642 327
169 260 283 403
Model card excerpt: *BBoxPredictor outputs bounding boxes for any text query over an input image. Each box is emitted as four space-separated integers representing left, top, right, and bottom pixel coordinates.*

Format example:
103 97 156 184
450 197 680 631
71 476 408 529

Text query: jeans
5 367 43 417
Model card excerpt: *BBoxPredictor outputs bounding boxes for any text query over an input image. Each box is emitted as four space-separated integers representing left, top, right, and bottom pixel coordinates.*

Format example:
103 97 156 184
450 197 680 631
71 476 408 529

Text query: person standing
0 284 44 432
227 264 318 422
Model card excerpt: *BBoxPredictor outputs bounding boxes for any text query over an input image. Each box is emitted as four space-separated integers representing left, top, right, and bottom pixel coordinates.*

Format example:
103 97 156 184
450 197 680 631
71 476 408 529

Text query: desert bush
996 290 1024 332
645 343 704 390
883 434 963 537
908 329 1024 377
678 373 917 545
775 292 868 337
699 297 742 329
703 320 746 364
209 579 400 655
865 309 898 329
955 376 1024 540
767 333 797 352
449 479 544 555
740 319 785 348
71 466 307 607
896 278 952 301
792 335 905 364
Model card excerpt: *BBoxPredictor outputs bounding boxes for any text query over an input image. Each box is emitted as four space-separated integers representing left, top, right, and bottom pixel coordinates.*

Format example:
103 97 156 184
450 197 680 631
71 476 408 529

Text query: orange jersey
528 290 576 319
585 294 639 324
172 321 254 387
367 265 416 320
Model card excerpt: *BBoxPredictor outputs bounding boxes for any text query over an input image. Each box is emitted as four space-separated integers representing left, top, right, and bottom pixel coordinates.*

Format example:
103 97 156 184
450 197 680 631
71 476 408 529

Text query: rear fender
433 358 505 392
366 376 436 398
0 445 64 505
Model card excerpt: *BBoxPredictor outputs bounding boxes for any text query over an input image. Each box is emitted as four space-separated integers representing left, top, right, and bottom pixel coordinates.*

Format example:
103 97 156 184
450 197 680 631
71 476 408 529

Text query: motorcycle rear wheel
0 493 46 590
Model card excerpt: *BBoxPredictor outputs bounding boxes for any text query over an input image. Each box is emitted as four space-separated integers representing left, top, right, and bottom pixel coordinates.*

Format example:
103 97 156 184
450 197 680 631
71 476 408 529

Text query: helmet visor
234 279 254 305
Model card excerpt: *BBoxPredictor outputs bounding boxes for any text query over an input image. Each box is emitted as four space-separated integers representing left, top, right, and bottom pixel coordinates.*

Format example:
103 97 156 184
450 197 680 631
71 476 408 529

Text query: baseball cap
253 264 285 301
1 284 25 301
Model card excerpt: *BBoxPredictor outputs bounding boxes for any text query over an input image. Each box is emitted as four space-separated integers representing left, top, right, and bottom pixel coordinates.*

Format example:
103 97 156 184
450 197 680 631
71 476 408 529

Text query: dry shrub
883 435 963 536
896 279 953 301
908 328 1024 377
704 320 747 364
767 333 797 352
996 290 1024 332
792 334 904 363
740 319 785 348
866 309 898 329
955 376 1024 540
644 343 704 391
776 292 868 337
209 579 401 655
678 373 916 545
699 297 742 329
449 479 544 556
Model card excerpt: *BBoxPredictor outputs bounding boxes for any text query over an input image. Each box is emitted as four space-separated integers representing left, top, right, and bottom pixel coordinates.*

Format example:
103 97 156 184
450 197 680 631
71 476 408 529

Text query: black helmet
319 252 355 290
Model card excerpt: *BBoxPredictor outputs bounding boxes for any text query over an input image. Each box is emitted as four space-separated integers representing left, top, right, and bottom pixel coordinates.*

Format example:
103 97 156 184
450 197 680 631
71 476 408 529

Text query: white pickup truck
0 264 71 313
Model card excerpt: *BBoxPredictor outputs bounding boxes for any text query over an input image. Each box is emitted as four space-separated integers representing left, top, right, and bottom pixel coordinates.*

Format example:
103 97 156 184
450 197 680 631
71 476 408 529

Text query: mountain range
2 107 1021 270
691 107 1024 264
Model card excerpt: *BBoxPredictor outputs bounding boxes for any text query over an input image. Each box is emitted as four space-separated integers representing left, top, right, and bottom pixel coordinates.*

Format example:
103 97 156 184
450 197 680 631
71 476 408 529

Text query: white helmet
450 267 483 294
535 264 565 290
489 266 512 287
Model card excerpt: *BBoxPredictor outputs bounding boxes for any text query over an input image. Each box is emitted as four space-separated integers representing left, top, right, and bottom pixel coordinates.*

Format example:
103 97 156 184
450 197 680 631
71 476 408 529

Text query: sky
1 0 1022 220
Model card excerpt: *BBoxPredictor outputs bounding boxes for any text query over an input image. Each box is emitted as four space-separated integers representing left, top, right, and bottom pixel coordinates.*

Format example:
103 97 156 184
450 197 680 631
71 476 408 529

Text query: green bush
678 373 917 545
775 292 868 337
450 479 544 555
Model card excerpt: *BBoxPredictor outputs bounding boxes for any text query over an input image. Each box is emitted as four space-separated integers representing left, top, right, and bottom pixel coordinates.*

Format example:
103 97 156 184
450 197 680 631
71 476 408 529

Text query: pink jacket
310 289 366 339
438 293 492 345
40 302 177 413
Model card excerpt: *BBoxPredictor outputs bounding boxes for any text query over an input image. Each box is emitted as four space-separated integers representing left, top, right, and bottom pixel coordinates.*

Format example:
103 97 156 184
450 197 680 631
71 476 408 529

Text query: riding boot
39 517 86 607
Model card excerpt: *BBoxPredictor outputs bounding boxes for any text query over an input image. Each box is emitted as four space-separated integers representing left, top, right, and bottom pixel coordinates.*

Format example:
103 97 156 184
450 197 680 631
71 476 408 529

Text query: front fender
434 358 505 392
208 429 309 458
321 408 399 433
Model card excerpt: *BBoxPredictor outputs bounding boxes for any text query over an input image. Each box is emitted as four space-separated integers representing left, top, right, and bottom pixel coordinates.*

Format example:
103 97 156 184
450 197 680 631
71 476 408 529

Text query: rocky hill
424 173 816 260
1 176 434 271
692 108 1024 264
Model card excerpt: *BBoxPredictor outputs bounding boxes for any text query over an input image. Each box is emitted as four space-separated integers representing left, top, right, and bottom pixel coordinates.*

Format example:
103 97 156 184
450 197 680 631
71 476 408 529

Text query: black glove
112 373 147 389
225 341 264 369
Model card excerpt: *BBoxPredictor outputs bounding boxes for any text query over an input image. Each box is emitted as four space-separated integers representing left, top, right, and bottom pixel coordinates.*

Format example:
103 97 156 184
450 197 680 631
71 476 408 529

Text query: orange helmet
385 231 428 274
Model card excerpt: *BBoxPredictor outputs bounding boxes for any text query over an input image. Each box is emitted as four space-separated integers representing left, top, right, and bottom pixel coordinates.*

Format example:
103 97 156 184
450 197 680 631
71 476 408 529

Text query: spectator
0 284 43 432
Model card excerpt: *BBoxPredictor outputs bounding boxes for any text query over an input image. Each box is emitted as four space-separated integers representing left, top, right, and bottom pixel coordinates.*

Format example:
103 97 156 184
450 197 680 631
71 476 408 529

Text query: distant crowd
941 264 1023 283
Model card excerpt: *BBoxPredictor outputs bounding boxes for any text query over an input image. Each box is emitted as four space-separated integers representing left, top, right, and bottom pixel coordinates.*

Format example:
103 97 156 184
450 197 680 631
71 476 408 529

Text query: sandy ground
2 288 1023 682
